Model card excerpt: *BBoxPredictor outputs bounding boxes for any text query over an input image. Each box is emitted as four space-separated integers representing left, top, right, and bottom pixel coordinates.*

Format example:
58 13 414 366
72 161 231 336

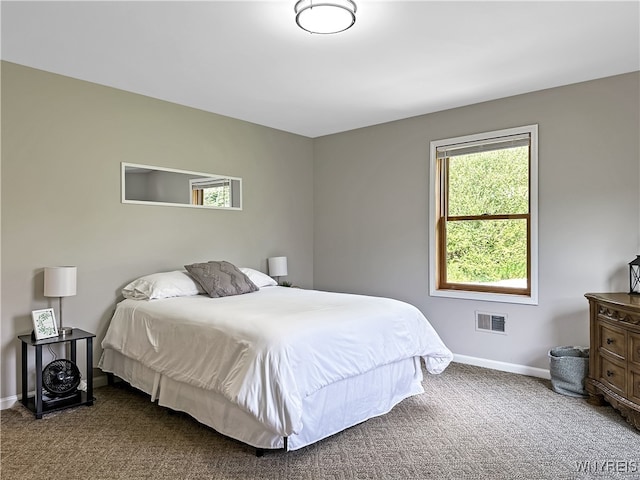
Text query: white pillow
239 267 277 288
122 270 205 300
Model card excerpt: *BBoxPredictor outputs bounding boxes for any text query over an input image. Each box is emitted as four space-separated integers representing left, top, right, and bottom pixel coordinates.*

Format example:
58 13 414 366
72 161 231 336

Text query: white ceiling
2 1 639 138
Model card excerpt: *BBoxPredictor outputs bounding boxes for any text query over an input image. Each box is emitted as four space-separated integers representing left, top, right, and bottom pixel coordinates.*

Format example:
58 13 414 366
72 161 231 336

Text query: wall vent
476 311 507 334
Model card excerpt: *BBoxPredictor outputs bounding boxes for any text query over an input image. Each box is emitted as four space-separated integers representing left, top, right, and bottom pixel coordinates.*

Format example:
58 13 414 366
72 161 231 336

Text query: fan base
42 390 81 409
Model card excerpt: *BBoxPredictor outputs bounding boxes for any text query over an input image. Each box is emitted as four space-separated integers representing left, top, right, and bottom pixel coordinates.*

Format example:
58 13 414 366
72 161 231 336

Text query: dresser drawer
631 332 640 367
599 356 626 394
599 323 626 359
631 369 640 405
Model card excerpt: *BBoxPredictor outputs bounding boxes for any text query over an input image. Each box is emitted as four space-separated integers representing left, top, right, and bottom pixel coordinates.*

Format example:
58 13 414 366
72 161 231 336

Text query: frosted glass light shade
44 266 77 297
295 0 357 34
268 257 288 277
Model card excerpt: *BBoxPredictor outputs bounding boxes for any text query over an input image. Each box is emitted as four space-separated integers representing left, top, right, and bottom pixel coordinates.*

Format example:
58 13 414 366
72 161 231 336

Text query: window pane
446 218 527 287
448 146 528 216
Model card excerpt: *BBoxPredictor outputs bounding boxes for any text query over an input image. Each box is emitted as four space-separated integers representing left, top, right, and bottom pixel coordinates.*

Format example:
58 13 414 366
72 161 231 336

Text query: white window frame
429 124 538 305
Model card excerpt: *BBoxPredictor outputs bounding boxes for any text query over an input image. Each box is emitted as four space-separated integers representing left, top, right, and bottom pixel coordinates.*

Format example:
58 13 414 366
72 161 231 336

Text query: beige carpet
1 362 638 480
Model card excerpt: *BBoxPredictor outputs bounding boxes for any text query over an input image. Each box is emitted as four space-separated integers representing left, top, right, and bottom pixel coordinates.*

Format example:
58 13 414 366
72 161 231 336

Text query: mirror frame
121 162 242 210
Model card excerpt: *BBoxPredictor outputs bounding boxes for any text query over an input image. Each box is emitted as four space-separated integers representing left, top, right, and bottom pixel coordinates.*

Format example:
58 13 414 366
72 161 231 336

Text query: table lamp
44 266 77 337
268 257 288 285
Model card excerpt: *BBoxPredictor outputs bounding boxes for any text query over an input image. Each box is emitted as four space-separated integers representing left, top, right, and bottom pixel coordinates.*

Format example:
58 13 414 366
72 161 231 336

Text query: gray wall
2 61 639 403
1 62 314 400
313 72 640 371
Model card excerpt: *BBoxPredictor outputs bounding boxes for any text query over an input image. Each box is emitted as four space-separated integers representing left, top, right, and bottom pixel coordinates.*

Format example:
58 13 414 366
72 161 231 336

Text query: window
429 125 538 305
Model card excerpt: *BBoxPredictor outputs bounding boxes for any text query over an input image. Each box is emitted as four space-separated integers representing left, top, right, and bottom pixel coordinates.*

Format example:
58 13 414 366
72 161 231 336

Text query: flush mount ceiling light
295 0 357 34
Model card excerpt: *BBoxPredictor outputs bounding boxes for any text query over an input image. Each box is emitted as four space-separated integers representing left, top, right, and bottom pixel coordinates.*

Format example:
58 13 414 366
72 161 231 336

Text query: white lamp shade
268 257 288 277
44 266 77 297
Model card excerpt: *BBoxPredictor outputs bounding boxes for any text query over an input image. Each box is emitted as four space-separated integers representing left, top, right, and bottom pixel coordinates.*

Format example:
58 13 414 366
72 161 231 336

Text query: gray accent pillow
184 261 258 298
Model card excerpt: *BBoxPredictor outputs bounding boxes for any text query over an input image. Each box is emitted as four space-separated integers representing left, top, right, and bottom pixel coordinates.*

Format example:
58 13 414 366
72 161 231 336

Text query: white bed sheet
101 287 453 439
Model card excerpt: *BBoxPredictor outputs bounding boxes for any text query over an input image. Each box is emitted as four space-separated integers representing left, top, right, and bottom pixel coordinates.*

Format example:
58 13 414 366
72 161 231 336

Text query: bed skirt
99 349 425 451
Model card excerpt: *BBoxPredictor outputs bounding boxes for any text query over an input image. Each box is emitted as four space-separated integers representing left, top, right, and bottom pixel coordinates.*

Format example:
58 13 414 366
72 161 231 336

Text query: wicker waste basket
548 346 589 398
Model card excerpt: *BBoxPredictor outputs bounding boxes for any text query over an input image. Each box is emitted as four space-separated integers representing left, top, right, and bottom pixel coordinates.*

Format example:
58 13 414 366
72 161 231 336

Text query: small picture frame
31 308 58 340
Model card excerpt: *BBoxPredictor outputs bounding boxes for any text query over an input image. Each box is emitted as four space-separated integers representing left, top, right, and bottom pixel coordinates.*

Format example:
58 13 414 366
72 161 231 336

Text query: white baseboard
453 353 550 380
0 395 19 411
0 374 110 411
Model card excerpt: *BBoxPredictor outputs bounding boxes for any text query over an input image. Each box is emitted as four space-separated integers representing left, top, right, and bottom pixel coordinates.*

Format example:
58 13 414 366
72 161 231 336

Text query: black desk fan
42 359 81 397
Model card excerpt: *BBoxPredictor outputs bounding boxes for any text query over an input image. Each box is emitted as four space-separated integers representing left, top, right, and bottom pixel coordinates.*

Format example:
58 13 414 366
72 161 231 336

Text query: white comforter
101 287 452 436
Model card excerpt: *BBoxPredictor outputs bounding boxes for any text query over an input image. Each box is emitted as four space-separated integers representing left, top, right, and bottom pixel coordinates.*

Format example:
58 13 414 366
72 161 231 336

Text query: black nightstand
18 329 95 419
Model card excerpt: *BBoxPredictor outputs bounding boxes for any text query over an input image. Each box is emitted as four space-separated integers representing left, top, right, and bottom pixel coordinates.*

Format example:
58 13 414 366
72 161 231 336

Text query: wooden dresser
585 293 640 430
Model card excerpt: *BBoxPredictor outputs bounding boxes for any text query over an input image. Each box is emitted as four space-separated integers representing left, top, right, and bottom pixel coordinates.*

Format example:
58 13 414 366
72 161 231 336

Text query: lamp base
59 326 74 337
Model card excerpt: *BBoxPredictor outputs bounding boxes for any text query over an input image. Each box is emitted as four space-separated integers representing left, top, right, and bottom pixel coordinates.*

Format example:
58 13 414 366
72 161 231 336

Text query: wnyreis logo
575 460 639 475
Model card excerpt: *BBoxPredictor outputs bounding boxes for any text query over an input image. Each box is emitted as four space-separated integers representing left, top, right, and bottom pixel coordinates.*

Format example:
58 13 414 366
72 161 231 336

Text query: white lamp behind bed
268 256 288 285
44 266 77 337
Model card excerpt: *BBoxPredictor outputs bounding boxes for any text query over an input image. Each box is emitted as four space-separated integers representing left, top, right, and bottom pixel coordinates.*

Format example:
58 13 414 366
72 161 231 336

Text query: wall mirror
121 163 242 210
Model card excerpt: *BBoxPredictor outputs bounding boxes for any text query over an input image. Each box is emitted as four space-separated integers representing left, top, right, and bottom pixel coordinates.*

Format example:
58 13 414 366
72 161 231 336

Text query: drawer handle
606 338 614 345
606 370 614 377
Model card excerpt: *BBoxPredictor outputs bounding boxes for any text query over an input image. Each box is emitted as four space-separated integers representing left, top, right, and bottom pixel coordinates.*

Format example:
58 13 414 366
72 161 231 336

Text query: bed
98 263 453 452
